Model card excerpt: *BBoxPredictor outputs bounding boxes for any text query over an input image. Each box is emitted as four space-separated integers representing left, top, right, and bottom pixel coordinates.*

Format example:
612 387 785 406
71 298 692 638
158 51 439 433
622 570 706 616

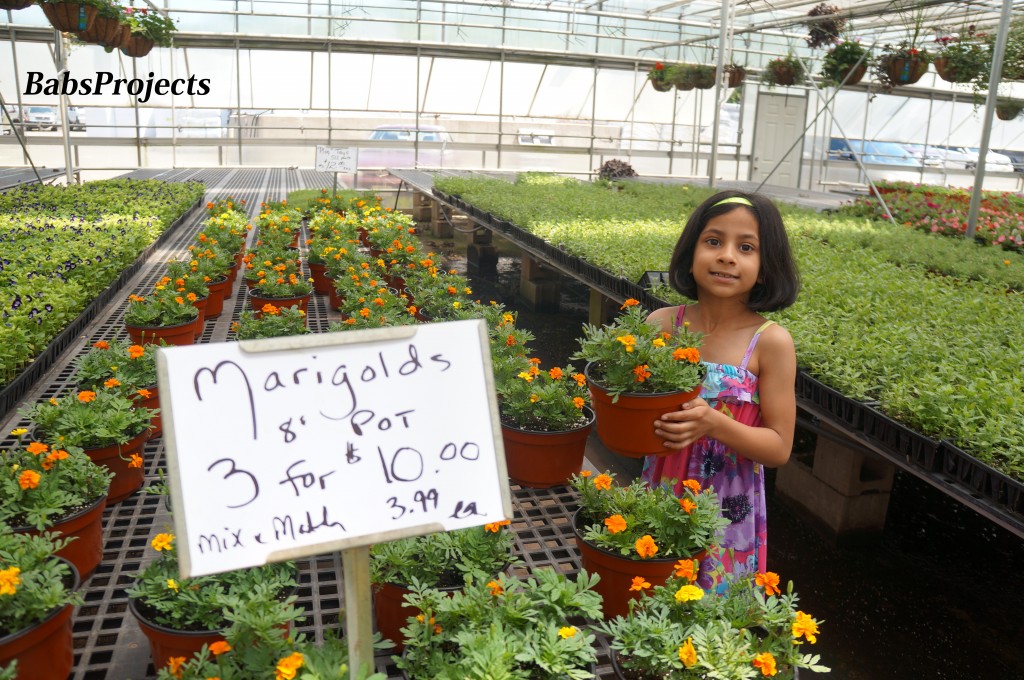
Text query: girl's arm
653 325 796 468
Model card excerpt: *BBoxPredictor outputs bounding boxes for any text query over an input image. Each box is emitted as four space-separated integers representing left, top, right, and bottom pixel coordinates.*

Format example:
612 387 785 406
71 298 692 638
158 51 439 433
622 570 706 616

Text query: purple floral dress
641 306 772 593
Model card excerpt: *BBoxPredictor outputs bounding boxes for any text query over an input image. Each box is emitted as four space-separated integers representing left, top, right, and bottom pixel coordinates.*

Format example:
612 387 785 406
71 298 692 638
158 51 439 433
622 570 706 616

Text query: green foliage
369 524 517 587
572 301 704 399
498 361 590 432
0 433 112 530
0 526 82 637
285 187 362 216
123 2 177 46
231 307 309 340
123 285 200 327
571 471 728 560
22 386 153 449
397 568 603 680
760 54 806 87
126 531 298 630
819 40 871 86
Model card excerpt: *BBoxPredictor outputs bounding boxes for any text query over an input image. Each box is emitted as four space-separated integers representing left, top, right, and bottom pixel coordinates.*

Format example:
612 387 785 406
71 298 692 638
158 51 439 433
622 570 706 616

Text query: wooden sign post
155 321 511 674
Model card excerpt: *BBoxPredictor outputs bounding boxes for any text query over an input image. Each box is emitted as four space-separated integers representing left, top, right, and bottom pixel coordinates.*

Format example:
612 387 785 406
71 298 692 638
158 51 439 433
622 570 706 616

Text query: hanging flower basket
995 99 1024 121
726 64 746 88
650 79 674 92
932 56 980 84
883 55 929 86
836 63 868 86
77 15 130 49
121 34 155 58
0 1 35 10
39 1 97 34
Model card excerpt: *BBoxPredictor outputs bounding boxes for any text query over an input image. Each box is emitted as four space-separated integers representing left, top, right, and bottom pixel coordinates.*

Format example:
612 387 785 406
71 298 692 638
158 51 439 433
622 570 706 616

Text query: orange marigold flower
579 470 592 477
275 651 304 680
373 297 386 307
137 388 152 399
209 641 231 656
680 498 697 514
167 656 187 678
128 345 145 359
632 364 652 382
487 580 504 596
593 474 613 491
753 652 778 676
674 559 698 581
26 441 49 455
629 576 651 591
604 514 627 534
635 535 659 558
673 347 701 363
174 296 185 305
792 611 819 644
18 470 41 490
621 298 640 309
359 308 371 318
548 366 564 380
572 397 586 409
152 533 174 551
484 519 511 532
93 340 110 349
447 286 458 295
756 571 781 597
682 479 702 495
78 391 97 403
104 378 121 389
678 638 697 668
506 335 517 347
128 453 144 469
186 292 197 302
572 373 586 386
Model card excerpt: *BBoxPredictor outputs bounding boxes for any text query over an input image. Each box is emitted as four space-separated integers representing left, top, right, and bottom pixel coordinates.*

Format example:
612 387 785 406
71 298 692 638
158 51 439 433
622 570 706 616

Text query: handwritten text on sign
156 321 507 577
314 145 357 173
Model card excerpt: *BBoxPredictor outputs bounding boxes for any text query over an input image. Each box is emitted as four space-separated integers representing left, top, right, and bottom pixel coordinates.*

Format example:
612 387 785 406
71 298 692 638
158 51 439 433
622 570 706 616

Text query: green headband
712 196 753 208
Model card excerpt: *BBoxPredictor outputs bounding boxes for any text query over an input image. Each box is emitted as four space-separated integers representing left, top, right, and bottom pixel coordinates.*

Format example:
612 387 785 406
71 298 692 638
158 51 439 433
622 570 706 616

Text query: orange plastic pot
135 384 162 439
15 495 107 582
501 407 594 488
585 365 702 458
204 276 230 319
81 429 148 503
0 560 79 680
128 598 224 672
308 262 331 294
125 318 197 346
373 581 461 653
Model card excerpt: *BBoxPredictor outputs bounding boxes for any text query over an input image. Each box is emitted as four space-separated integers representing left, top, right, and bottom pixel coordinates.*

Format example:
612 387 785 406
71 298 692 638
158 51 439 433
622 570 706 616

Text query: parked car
994 148 1024 173
67 107 86 132
18 106 58 131
937 145 1015 173
358 125 450 170
825 138 945 185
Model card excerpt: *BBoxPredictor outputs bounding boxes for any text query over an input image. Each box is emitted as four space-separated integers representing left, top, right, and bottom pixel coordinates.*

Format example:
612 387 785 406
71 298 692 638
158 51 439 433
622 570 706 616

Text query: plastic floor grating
1 168 617 679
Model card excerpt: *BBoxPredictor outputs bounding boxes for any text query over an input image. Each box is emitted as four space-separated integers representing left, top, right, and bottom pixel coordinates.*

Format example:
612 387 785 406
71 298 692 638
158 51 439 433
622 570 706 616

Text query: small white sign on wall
314 145 357 173
156 320 510 578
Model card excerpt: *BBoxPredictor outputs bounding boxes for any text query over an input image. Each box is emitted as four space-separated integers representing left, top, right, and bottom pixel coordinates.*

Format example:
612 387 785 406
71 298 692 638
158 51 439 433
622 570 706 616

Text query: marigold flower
152 533 174 551
27 441 49 455
10 428 28 437
129 453 144 469
506 334 517 346
632 364 652 382
674 584 704 602
484 519 511 532
682 479 702 495
756 571 781 597
616 334 637 352
572 373 586 386
629 576 651 591
678 638 697 668
621 298 640 309
604 514 627 534
579 470 592 477
792 611 819 644
128 345 145 359
652 337 666 348
359 308 371 318
93 340 110 349
635 535 659 558
167 579 179 591
680 498 697 514
548 367 564 380
558 626 578 639
529 394 539 403
753 652 778 676
487 580 504 596
593 474 613 491
104 378 121 389
572 397 586 409
18 470 40 490
174 296 185 305
517 371 534 382
674 559 698 581
209 641 231 656
673 347 701 363
166 657 187 677
137 388 152 399
0 566 22 596
78 390 97 403
275 651 305 680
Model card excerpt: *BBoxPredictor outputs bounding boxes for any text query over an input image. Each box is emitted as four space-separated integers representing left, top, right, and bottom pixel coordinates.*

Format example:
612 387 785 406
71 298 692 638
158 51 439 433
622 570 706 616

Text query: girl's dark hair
668 190 800 311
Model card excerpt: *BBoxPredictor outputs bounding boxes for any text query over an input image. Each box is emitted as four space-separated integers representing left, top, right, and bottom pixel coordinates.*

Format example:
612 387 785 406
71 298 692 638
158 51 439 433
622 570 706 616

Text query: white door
751 92 807 188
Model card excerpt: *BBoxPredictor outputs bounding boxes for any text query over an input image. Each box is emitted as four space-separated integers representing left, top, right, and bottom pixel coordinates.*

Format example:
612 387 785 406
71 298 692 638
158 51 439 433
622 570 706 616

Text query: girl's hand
653 398 717 449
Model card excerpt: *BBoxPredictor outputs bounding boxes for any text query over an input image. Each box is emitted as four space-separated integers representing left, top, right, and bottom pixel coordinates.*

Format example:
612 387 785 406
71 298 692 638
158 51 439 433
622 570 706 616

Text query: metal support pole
708 0 735 187
967 0 1014 239
54 31 75 184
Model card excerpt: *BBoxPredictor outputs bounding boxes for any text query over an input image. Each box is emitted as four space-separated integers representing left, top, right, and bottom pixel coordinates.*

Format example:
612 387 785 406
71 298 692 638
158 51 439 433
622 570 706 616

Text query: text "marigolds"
24 71 210 104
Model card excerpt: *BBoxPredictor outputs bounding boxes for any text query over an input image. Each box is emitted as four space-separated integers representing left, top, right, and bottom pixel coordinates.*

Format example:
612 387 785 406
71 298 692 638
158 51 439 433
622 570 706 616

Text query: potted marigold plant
396 568 603 679
369 523 517 653
1 430 112 580
73 338 162 437
231 306 309 340
0 527 82 680
126 530 298 672
598 571 830 679
21 386 154 503
571 299 704 458
569 470 728 619
123 287 200 346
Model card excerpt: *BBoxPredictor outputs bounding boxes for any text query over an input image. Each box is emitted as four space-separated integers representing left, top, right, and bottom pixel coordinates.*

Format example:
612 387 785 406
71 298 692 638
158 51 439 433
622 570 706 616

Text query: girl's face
691 208 762 299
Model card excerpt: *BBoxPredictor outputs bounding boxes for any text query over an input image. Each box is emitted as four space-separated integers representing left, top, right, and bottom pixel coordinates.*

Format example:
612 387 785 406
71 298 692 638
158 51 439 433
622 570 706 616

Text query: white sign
156 321 511 578
315 145 357 173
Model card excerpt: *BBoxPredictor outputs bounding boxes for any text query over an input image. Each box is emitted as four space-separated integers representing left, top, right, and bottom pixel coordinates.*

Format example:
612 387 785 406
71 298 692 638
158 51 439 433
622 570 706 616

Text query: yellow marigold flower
621 298 640 309
49 397 58 406
152 533 174 551
792 611 819 644
635 535 659 558
652 337 666 347
10 428 28 437
593 474 613 491
167 579 179 591
0 566 22 596
26 441 49 455
629 576 651 591
616 334 636 352
604 514 627 534
674 559 698 581
275 651 305 680
674 584 704 603
501 313 515 324
753 652 778 676
19 470 41 490
487 580 504 596
78 391 97 403
756 571 781 597
572 397 585 409
129 453 144 469
558 626 578 639
678 638 697 668
516 371 534 383
128 345 145 359
529 394 539 403
104 378 121 389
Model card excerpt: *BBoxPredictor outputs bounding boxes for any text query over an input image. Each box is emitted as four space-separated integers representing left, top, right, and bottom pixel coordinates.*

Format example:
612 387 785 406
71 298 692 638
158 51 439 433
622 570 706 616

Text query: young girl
641 190 800 592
